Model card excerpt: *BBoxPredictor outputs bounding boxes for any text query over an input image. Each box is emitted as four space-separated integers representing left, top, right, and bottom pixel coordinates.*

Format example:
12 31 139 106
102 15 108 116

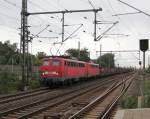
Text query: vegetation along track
0 73 130 119
69 73 135 119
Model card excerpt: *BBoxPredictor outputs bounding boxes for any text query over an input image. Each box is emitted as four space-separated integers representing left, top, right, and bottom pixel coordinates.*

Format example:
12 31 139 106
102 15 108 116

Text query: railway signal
139 39 149 70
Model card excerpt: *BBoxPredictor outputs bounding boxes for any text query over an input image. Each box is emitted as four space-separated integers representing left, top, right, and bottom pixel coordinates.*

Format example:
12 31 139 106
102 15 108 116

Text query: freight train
39 56 129 87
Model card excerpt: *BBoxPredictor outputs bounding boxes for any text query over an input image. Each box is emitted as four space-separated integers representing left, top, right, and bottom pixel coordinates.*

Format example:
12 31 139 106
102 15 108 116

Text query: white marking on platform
113 110 125 119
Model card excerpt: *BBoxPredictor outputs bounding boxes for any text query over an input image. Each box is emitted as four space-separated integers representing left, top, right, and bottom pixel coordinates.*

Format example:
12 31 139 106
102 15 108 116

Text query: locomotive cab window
43 60 49 66
91 64 98 68
52 60 60 66
79 63 85 67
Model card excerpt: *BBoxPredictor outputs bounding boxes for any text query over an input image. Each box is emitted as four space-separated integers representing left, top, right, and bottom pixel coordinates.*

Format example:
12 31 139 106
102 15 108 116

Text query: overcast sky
0 0 150 68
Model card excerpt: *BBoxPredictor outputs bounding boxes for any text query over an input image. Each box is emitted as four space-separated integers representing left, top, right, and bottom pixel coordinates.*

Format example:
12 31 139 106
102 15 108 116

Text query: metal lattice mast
21 0 29 90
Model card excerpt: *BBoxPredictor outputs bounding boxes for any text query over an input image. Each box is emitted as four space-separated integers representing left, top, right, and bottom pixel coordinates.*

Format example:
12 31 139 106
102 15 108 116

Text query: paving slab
114 108 150 119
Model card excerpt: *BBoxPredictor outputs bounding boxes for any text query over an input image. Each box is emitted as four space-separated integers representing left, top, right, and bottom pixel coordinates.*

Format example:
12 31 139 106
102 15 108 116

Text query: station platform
113 108 150 119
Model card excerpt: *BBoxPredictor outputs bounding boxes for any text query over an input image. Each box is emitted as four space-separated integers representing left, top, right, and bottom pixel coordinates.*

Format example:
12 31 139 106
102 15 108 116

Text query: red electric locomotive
39 56 100 86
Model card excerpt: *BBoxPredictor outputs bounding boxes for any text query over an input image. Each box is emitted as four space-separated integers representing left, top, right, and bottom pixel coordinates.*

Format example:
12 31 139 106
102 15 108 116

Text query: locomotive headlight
51 71 59 75
49 71 59 75
43 71 59 75
44 71 49 74
42 72 49 75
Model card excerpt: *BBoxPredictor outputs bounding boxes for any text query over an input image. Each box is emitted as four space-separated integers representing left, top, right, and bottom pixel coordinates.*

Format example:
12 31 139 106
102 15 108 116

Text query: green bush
120 96 137 109
28 79 41 89
144 80 150 107
144 80 150 94
0 71 20 94
28 72 41 89
0 71 42 94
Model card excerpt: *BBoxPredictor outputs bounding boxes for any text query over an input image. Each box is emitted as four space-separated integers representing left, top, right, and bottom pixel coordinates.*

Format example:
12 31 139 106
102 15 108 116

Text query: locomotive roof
43 57 99 65
43 57 85 63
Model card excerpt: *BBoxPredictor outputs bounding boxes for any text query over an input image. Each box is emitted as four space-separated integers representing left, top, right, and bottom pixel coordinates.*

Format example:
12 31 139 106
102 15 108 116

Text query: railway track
0 73 134 119
0 87 49 101
69 74 134 119
30 74 133 119
0 88 51 104
0 73 128 119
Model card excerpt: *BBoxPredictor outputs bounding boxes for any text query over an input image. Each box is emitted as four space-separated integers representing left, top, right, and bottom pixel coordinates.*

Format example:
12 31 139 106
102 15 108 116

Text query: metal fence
0 65 40 79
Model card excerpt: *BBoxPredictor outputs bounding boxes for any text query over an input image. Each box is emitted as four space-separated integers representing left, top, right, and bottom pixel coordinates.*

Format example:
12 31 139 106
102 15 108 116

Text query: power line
46 0 65 11
0 2 17 10
28 0 62 21
34 25 50 37
107 0 141 37
113 11 141 16
96 50 140 53
2 0 21 9
117 0 150 17
28 0 54 12
80 0 94 8
28 1 56 22
87 0 95 9
96 21 119 41
0 12 20 21
0 1 21 21
28 0 73 38
28 0 101 42
64 24 83 42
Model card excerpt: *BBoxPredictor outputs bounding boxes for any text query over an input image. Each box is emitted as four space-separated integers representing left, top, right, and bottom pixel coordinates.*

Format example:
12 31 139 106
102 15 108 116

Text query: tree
65 48 90 61
0 40 19 65
36 52 47 60
32 52 47 66
0 40 48 66
97 53 115 68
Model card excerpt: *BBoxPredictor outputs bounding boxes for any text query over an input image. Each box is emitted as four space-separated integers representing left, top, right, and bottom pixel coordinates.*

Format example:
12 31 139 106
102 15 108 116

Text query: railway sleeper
43 113 62 119
71 101 88 107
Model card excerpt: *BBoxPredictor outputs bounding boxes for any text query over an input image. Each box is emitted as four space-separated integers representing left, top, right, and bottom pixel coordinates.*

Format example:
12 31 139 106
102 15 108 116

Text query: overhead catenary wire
117 0 150 17
0 12 20 21
28 1 62 26
1 0 46 27
96 21 119 41
27 0 64 37
107 0 141 37
0 1 21 21
112 11 141 16
87 0 95 9
80 0 95 9
83 0 120 41
114 0 150 37
28 0 80 42
63 24 83 42
2 0 21 9
29 0 102 42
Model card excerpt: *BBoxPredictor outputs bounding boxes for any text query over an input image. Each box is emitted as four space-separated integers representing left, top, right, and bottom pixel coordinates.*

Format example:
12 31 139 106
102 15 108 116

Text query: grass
144 79 150 107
